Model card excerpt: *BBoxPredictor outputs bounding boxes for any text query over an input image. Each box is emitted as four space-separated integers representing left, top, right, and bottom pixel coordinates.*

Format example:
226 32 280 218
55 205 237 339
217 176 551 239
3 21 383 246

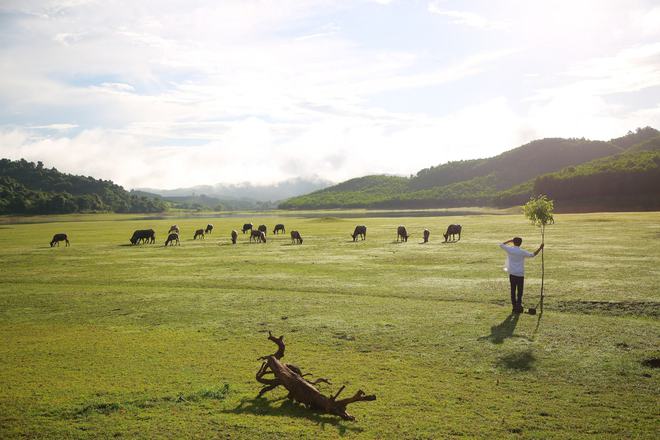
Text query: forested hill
280 127 660 210
0 159 166 214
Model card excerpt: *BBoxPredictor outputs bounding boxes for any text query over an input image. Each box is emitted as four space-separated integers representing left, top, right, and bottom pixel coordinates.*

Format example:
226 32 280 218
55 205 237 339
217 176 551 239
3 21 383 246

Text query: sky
1 0 659 189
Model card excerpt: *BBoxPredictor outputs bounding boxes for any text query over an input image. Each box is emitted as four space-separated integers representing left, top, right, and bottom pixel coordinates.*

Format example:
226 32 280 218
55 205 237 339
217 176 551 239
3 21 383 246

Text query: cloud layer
1 0 659 189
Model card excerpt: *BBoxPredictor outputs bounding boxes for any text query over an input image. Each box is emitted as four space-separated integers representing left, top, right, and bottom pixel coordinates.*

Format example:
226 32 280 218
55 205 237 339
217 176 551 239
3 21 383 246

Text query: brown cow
165 233 180 246
258 224 267 235
423 229 430 243
250 229 266 243
205 224 214 234
130 229 155 245
50 233 70 247
396 225 409 242
168 225 179 234
290 230 303 244
194 229 205 240
273 224 285 234
443 224 462 242
351 225 367 241
231 230 238 244
242 223 253 234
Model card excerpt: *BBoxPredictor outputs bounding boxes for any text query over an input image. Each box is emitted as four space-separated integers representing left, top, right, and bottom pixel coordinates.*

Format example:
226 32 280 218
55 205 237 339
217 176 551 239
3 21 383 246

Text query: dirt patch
555 300 660 318
641 358 660 369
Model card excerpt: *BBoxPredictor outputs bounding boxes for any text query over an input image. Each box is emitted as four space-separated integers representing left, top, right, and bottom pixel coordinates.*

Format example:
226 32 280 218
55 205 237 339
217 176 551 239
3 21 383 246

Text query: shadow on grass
496 349 536 371
478 313 531 344
532 297 544 339
222 397 363 436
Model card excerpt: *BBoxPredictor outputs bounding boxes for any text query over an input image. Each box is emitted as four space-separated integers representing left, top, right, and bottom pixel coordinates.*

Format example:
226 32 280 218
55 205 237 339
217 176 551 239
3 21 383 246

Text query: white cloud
0 0 659 189
428 2 507 30
631 6 660 36
29 123 79 131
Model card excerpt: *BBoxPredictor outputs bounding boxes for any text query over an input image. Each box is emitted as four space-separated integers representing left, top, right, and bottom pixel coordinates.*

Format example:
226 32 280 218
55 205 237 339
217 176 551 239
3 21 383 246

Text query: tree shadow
496 349 536 371
221 396 363 436
478 313 531 344
532 297 544 339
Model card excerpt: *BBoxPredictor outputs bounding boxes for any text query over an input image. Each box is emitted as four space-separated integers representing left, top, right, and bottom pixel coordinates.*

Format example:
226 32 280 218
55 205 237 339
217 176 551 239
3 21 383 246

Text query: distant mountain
280 127 660 210
0 159 166 214
139 177 333 204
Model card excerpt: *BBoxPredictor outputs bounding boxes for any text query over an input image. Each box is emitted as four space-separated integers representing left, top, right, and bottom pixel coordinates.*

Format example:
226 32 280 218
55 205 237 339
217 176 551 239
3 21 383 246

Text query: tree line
0 159 166 214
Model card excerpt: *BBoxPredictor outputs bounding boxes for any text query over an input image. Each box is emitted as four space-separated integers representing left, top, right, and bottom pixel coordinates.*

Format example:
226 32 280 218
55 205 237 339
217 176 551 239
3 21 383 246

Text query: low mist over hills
138 177 332 210
281 127 660 211
139 177 332 202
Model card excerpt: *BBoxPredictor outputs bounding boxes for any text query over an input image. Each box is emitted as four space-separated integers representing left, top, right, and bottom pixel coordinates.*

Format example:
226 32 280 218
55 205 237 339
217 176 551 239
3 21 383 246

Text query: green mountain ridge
0 159 166 215
280 127 660 210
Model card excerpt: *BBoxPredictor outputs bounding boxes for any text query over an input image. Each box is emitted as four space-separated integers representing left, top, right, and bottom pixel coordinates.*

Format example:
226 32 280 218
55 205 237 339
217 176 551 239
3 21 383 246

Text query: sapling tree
523 195 554 300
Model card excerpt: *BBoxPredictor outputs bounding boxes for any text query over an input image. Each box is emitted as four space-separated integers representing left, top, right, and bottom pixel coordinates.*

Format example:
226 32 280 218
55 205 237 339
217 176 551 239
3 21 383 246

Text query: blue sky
1 0 659 189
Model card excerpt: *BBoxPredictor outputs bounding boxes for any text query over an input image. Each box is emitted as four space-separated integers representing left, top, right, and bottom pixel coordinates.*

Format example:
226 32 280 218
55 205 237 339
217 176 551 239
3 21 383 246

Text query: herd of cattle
48 223 462 247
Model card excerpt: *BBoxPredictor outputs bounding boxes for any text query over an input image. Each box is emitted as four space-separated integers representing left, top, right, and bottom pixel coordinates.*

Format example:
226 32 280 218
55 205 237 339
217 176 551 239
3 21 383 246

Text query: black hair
513 237 522 246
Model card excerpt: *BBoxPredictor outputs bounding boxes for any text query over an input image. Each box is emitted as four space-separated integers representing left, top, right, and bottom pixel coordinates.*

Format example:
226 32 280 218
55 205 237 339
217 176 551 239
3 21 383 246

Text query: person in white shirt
499 237 544 313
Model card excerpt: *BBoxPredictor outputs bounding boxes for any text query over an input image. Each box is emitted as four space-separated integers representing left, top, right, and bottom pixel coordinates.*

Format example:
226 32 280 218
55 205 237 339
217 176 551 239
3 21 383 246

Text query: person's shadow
478 313 530 344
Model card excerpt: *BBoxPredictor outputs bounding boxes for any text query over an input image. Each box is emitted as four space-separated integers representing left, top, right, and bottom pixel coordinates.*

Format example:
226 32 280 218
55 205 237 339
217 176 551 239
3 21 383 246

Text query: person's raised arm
533 243 544 256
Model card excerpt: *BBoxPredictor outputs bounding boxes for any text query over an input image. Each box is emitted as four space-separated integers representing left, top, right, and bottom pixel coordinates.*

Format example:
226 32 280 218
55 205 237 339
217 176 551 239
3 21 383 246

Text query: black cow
205 224 213 234
168 225 179 234
273 224 285 234
194 229 205 240
443 224 462 242
165 233 180 246
396 225 409 242
231 230 238 244
50 233 70 247
250 229 266 243
351 225 367 241
290 230 303 244
258 224 267 235
423 229 430 243
130 229 155 245
242 223 253 234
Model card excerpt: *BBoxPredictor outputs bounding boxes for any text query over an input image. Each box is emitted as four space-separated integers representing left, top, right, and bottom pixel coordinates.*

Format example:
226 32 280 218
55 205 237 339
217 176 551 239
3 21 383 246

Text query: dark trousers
509 275 524 306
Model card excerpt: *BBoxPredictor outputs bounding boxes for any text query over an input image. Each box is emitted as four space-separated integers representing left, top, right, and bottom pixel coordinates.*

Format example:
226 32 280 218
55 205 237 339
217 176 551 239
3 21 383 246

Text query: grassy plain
0 211 658 439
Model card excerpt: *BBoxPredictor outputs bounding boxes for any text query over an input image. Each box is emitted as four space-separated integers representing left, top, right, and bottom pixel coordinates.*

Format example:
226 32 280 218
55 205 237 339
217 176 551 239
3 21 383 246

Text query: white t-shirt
500 244 535 277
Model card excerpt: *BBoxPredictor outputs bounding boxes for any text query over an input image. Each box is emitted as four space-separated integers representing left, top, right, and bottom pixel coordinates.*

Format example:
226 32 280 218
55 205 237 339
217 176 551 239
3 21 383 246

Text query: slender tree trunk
540 224 545 301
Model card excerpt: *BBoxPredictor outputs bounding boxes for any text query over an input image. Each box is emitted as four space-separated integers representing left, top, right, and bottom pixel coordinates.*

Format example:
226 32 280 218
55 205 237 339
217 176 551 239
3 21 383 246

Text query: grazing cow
168 225 179 234
351 225 367 241
423 229 430 243
50 233 70 247
231 230 238 244
258 224 267 235
194 229 205 240
242 223 253 234
205 224 214 234
130 229 155 245
165 233 180 246
273 224 285 234
396 225 410 242
250 229 266 243
443 224 462 242
290 230 303 244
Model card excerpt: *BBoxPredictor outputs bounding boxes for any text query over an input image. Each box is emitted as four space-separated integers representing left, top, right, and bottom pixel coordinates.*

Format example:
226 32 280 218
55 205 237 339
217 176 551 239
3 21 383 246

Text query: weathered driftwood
255 331 376 421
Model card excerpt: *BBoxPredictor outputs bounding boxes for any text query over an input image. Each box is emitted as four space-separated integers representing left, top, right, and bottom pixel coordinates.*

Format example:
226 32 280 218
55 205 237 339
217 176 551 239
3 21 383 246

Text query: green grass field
0 211 658 439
